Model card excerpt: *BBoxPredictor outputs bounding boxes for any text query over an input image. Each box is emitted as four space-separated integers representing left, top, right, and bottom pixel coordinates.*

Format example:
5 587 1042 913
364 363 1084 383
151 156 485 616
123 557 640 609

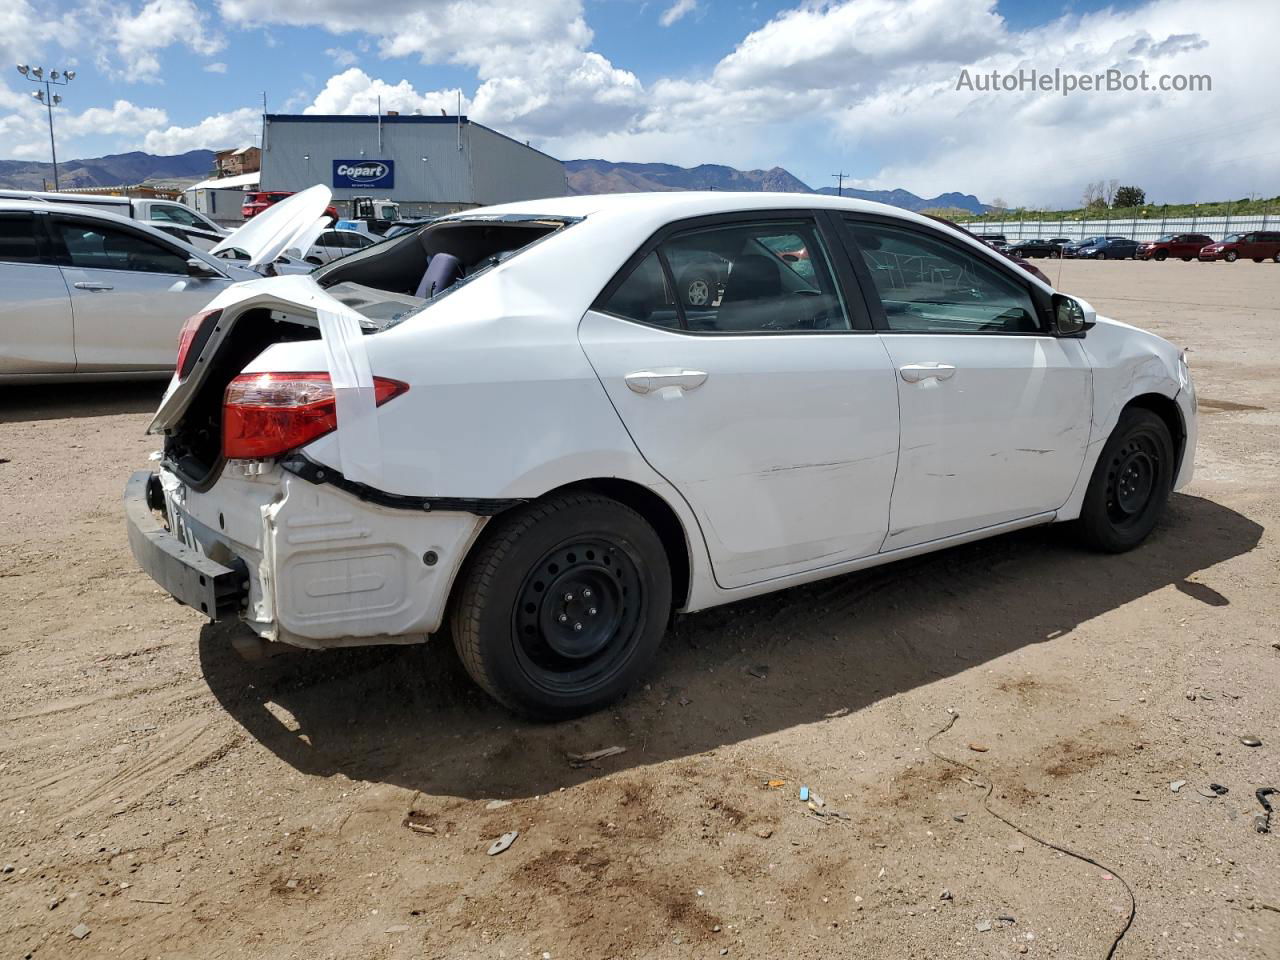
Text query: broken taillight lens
175 309 221 379
222 372 408 460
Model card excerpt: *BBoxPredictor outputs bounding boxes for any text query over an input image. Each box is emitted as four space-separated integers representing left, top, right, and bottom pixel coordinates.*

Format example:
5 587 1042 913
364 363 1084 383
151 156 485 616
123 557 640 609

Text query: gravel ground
1 259 1278 960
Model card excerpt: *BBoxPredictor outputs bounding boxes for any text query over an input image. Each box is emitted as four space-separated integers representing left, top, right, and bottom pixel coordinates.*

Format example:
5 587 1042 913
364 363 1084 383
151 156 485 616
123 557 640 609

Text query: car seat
414 252 465 298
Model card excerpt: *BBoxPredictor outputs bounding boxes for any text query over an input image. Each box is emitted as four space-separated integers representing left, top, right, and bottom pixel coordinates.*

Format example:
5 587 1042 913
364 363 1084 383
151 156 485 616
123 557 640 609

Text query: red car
1138 233 1213 261
1199 231 1280 263
242 191 339 221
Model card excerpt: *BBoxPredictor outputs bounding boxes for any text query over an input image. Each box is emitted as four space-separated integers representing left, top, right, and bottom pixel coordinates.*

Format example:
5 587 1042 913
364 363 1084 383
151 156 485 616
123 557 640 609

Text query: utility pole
16 64 74 191
832 172 849 197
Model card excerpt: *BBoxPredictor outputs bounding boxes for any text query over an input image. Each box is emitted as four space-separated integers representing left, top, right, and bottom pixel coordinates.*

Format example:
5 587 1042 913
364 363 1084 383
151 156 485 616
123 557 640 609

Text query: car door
48 214 230 373
840 215 1091 551
0 210 75 375
578 212 901 589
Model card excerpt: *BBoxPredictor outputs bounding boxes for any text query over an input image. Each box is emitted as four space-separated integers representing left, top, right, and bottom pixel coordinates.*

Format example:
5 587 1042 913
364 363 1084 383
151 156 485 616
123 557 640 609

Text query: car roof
452 191 956 226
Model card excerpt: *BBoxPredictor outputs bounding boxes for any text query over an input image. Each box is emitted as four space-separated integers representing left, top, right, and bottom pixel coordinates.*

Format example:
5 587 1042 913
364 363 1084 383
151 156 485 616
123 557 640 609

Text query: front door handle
625 369 708 394
899 362 956 383
73 281 114 291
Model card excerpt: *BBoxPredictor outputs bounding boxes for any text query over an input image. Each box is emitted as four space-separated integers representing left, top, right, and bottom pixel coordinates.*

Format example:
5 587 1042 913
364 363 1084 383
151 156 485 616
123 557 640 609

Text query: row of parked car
976 232 1280 263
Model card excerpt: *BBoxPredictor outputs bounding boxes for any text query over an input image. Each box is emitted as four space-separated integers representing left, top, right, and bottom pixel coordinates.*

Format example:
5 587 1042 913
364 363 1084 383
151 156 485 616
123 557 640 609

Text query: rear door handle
73 281 114 291
899 362 956 383
625 369 708 394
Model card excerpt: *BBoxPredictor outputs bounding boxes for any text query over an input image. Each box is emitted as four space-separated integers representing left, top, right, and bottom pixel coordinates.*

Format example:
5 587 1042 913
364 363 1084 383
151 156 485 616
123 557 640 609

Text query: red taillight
222 372 408 460
175 309 221 379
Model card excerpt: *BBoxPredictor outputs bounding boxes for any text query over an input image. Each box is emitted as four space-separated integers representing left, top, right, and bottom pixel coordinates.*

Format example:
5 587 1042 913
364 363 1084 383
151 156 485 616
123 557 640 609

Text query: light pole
16 64 75 191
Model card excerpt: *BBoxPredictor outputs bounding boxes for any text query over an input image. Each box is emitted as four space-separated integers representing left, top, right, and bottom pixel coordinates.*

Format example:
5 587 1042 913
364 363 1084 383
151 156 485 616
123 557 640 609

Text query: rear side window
848 219 1041 334
52 220 188 275
150 204 203 228
600 252 681 329
606 219 849 334
0 214 40 264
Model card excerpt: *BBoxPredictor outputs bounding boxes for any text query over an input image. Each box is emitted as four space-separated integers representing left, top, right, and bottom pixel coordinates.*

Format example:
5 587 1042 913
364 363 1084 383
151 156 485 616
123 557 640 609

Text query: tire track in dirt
16 715 243 820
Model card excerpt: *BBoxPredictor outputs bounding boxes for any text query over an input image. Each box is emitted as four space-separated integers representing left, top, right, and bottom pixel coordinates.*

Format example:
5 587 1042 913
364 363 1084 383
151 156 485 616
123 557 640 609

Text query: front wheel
1094 250 1107 260
451 493 672 718
1154 250 1168 261
1076 408 1175 552
1224 251 1238 262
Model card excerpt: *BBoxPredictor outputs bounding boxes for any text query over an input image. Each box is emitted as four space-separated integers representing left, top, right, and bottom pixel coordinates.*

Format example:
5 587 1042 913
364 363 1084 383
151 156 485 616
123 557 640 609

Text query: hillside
564 160 812 195
0 150 214 190
565 159 988 213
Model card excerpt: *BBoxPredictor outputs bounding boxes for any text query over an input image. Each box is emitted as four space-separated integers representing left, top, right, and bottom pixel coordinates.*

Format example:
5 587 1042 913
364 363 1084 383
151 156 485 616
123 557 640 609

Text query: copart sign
332 160 395 189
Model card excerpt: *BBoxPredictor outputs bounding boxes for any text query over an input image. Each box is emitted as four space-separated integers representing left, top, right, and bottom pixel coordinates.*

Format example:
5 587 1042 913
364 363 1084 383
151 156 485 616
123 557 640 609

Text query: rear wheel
451 493 671 718
1077 408 1175 552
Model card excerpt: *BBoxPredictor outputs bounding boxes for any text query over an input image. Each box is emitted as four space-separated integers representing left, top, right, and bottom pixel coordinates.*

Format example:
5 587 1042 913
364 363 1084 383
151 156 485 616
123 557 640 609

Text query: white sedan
126 192 1196 717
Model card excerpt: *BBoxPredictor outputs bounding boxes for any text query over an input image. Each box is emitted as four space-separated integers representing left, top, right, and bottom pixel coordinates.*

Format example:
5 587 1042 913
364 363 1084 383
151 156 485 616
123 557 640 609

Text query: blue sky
3 0 1272 207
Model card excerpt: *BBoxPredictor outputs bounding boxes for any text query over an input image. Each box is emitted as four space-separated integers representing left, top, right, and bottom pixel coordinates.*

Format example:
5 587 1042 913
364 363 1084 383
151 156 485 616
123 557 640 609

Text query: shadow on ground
200 493 1262 800
0 381 166 424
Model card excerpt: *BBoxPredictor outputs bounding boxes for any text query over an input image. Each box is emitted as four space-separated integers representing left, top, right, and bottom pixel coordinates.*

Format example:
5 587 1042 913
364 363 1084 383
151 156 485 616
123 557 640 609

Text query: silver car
0 200 255 383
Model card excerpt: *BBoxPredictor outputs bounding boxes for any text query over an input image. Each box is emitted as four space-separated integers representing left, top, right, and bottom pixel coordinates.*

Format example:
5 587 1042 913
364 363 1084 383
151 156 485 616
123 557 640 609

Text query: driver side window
847 220 1041 334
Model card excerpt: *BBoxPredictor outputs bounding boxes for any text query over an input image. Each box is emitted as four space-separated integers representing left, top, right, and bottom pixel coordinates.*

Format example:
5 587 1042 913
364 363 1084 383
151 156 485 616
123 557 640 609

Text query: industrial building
258 113 567 218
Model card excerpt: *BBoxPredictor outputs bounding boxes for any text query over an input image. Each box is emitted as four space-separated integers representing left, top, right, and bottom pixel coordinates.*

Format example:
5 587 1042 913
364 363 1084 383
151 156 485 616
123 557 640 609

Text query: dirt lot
2 260 1278 960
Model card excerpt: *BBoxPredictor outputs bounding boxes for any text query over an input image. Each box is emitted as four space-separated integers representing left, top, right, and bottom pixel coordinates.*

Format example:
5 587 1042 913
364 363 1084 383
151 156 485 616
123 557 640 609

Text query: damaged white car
126 189 1196 717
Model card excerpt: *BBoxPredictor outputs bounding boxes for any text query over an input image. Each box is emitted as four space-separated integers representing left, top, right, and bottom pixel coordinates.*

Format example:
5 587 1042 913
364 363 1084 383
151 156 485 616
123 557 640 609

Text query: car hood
211 185 333 269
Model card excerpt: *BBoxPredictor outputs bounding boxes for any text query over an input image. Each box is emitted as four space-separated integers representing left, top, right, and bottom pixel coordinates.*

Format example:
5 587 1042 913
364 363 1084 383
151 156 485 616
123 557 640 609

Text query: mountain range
0 150 987 214
0 150 214 191
563 159 988 213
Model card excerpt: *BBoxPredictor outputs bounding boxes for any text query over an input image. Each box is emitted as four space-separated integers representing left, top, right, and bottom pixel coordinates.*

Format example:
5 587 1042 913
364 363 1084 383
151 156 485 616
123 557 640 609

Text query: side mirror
186 257 221 279
1052 293 1096 336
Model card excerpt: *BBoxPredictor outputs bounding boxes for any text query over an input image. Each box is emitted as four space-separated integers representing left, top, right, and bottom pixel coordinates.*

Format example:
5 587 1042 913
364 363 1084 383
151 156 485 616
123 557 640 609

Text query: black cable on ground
926 711 1137 960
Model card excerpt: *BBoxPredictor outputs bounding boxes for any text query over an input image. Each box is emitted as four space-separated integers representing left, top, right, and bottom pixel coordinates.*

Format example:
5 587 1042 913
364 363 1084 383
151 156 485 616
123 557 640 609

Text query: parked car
0 200 262 382
1137 234 1213 261
926 217 1050 283
975 233 1010 252
126 191 1196 718
243 190 339 222
0 188 229 237
1070 237 1140 260
1007 238 1065 258
1198 231 1280 263
301 228 378 265
1063 236 1119 258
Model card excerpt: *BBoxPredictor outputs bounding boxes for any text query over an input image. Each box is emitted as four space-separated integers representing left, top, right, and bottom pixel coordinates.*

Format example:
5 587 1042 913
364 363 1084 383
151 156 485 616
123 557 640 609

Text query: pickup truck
0 189 229 239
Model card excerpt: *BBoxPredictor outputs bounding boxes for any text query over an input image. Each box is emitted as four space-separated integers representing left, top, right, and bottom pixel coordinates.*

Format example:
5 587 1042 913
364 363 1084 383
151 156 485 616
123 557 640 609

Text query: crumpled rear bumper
124 471 248 619
125 464 488 649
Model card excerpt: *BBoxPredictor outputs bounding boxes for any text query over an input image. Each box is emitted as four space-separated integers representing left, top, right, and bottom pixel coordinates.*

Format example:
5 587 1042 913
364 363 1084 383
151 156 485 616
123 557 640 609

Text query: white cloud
659 0 696 28
218 0 643 139
143 106 260 153
203 62 228 74
325 47 358 67
114 0 225 80
306 68 464 116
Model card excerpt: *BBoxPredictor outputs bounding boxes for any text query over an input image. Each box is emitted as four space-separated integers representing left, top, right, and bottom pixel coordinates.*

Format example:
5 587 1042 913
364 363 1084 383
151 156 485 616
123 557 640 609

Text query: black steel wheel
1077 408 1175 552
451 493 671 718
1154 250 1168 261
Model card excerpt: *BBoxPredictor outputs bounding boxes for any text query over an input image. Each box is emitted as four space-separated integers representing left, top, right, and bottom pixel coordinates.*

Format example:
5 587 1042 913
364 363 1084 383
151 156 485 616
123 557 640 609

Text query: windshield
1155 235 1173 242
1223 234 1241 243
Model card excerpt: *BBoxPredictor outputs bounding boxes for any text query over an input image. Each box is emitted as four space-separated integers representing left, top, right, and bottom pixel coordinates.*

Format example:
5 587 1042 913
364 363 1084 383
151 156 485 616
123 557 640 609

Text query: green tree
1113 185 1146 208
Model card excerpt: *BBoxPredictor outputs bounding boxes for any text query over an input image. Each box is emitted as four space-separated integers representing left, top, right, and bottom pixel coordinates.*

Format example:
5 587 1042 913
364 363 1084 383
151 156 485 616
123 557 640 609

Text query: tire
1273 252 1280 263
1253 258 1264 263
1224 251 1238 262
1094 251 1107 260
1077 408 1175 553
1181 256 1192 261
450 493 672 718
1154 250 1168 261
679 270 717 308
